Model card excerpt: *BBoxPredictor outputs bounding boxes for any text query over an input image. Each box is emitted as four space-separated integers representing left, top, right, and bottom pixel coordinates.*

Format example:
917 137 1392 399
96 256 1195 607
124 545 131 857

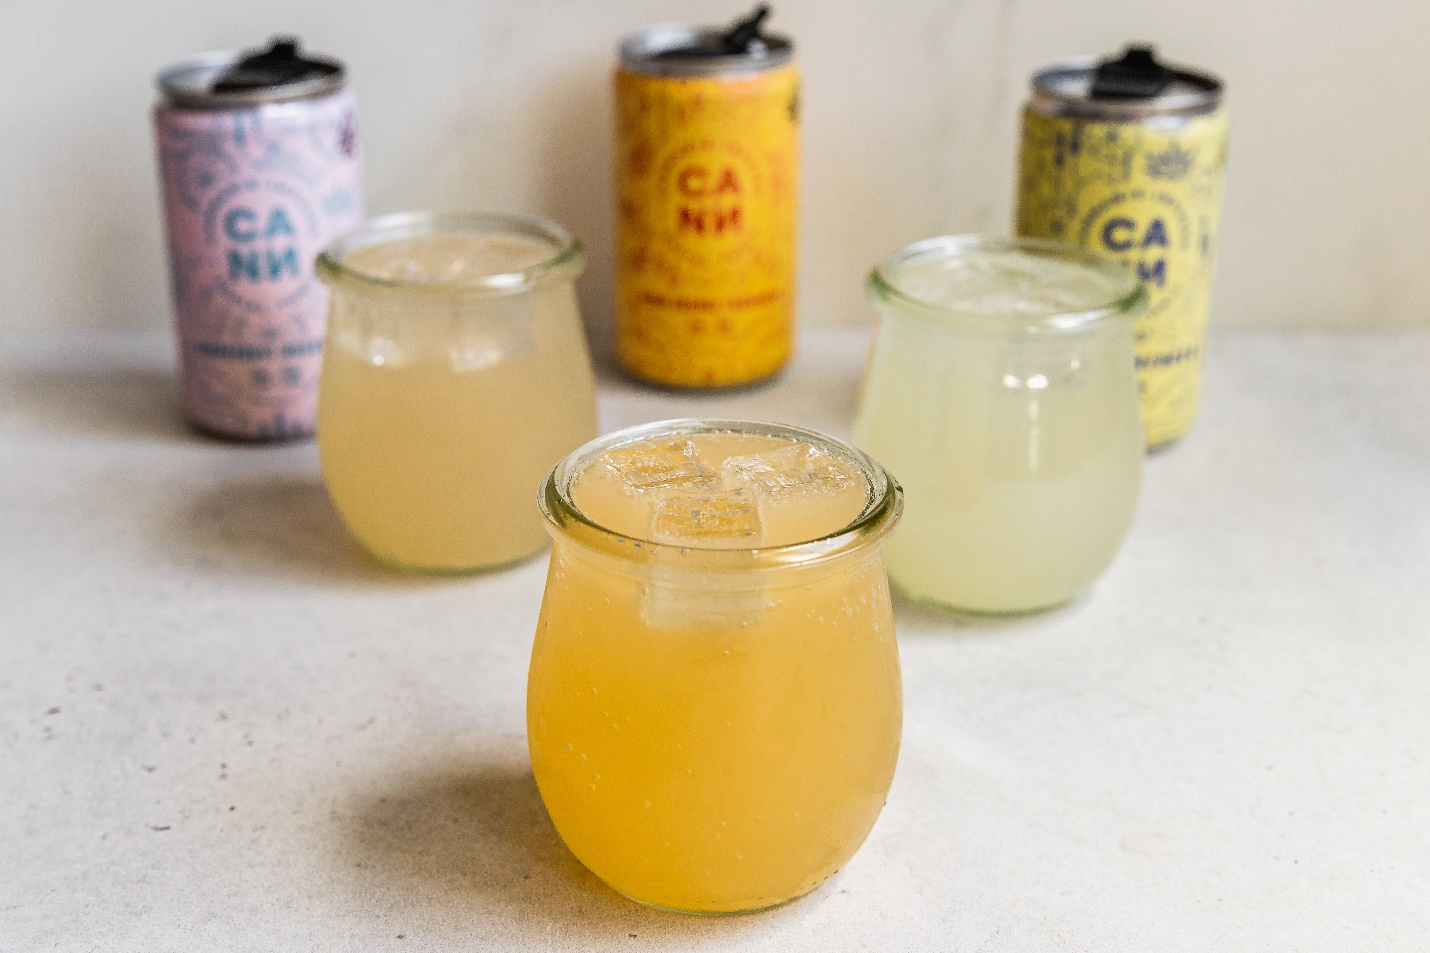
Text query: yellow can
1015 46 1228 449
614 11 799 389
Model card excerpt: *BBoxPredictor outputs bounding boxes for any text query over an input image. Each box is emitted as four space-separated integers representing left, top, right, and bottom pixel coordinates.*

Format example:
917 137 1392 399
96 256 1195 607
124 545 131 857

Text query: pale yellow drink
528 421 903 914
316 214 597 572
854 237 1145 613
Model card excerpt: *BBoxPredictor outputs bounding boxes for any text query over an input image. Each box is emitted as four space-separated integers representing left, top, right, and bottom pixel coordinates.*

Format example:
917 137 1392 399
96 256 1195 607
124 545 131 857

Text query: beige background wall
3 0 1427 341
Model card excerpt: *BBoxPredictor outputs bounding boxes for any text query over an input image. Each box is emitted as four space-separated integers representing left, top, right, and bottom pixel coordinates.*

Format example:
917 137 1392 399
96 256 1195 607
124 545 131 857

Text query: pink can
155 39 364 440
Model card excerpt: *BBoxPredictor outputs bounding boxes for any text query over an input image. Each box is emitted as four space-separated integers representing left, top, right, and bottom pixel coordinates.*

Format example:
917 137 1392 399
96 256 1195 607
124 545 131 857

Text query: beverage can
1015 45 1228 449
614 6 800 389
154 38 364 440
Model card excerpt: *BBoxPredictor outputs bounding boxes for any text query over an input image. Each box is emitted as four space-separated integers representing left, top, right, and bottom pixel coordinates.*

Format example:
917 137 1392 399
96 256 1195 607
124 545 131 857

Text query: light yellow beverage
528 421 903 914
855 237 1145 613
316 213 597 572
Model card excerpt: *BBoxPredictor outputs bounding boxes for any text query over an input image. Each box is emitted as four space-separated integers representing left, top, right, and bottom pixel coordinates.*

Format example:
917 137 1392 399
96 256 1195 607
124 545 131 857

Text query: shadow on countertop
0 365 189 442
339 757 766 947
891 585 1087 640
161 474 455 590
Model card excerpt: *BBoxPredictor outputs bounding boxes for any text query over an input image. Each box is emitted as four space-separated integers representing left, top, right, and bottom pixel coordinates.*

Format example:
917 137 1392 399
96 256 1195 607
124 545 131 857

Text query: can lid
157 37 345 109
1031 44 1222 120
620 5 794 77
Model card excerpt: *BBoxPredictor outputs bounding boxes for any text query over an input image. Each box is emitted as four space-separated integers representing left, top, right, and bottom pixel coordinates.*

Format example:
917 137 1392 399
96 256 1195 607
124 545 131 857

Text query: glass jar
527 419 904 915
853 236 1147 614
315 212 597 573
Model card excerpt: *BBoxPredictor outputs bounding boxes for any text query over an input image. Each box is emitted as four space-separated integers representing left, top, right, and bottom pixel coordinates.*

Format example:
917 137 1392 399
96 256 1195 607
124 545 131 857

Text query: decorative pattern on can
1015 52 1228 449
155 76 363 439
615 64 799 389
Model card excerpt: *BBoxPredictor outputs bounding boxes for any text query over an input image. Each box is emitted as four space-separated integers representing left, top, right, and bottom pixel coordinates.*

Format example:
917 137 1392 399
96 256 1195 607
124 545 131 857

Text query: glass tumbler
527 419 904 915
853 236 1147 614
315 212 597 572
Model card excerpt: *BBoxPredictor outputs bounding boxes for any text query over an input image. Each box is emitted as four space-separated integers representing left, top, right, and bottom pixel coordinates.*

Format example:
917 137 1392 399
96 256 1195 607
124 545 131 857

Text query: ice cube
363 334 402 367
448 294 536 371
722 442 856 498
642 575 764 630
398 259 430 282
603 441 718 493
362 257 431 282
448 340 508 371
650 489 761 545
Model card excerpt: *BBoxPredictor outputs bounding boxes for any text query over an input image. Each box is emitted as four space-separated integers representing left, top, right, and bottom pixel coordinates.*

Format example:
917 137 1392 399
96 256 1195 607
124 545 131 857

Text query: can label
615 66 799 388
1016 106 1228 447
155 90 364 439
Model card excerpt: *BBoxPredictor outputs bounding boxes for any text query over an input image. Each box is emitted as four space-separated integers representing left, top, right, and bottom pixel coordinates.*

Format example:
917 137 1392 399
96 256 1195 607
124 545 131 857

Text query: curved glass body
854 236 1146 614
315 212 597 572
528 420 903 914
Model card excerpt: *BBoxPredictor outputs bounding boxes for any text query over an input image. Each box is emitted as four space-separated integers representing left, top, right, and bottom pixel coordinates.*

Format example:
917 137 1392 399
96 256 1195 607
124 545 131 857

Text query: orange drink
527 420 903 914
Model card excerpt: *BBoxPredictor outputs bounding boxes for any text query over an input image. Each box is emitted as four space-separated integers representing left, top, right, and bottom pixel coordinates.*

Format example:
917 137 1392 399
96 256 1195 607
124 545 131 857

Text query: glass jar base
897 584 1082 618
363 541 549 576
614 880 821 918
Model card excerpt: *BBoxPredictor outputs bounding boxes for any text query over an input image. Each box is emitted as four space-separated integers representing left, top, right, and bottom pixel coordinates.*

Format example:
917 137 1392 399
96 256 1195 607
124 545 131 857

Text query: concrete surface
1 328 1427 951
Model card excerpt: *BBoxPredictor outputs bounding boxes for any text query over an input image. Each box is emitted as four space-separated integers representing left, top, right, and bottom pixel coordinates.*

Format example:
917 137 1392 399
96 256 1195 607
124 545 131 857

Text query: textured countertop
2 328 1427 951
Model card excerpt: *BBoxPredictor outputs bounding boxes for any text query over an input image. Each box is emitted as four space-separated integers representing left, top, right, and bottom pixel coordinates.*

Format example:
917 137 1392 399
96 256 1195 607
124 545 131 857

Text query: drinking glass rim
316 210 584 296
540 418 904 570
868 234 1147 333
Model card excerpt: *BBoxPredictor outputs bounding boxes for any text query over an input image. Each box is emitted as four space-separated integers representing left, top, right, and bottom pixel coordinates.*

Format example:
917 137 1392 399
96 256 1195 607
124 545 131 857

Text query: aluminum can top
1030 44 1223 121
157 37 345 110
619 5 794 77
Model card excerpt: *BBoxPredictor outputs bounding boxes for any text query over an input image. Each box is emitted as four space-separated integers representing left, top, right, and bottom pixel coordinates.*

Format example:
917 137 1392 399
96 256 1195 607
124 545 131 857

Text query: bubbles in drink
723 443 857 498
650 489 761 545
603 440 718 493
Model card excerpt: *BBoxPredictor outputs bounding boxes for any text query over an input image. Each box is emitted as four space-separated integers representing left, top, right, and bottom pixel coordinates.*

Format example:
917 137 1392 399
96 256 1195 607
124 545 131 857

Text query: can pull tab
212 37 333 92
721 4 773 54
1090 44 1173 99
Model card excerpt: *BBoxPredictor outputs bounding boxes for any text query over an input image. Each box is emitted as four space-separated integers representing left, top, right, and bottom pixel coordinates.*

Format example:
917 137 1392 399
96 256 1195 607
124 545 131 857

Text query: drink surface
529 428 900 913
341 233 554 283
857 243 1143 613
614 65 800 388
891 245 1137 318
1016 104 1229 448
155 89 363 439
317 233 596 571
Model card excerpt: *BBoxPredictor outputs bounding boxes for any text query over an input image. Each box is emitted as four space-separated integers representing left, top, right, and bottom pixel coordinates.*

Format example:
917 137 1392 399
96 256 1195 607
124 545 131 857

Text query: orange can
614 9 800 389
